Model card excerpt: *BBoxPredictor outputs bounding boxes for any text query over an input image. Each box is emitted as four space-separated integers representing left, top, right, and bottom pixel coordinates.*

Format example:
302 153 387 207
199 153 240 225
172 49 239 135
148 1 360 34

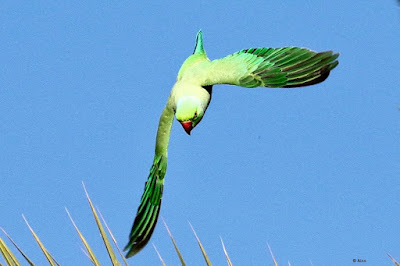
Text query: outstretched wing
124 99 175 258
200 47 339 88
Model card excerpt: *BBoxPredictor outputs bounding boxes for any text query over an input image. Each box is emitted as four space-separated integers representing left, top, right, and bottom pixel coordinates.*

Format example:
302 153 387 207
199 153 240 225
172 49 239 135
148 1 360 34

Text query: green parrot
124 30 339 257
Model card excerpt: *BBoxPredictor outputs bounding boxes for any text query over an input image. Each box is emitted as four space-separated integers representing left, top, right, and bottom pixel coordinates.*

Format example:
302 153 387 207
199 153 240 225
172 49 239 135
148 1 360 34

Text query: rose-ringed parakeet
124 31 339 257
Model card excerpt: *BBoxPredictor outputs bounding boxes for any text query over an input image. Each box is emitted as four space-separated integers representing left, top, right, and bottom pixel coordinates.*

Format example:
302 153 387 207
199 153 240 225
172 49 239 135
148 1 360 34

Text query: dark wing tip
124 204 162 258
283 50 339 88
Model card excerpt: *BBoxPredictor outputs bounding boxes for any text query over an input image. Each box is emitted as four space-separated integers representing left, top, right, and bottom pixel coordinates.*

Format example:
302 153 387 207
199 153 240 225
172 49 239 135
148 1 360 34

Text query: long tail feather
124 155 166 257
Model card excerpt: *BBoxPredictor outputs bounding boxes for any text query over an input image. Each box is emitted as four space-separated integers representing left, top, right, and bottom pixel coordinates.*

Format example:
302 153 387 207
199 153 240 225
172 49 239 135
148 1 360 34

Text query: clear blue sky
1 1 399 265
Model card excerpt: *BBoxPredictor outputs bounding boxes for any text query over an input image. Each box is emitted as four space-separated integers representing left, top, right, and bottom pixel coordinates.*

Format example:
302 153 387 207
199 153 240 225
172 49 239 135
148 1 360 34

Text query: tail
124 155 166 257
193 30 205 55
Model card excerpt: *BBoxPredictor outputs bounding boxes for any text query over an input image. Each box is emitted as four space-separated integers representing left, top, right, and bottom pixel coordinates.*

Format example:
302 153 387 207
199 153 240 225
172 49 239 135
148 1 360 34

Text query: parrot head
175 96 205 135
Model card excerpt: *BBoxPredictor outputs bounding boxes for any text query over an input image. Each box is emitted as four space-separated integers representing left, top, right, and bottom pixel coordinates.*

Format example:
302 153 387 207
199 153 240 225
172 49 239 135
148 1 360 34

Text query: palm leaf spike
81 182 120 266
65 207 100 265
0 227 33 265
220 237 232 266
152 243 166 266
267 243 278 266
80 247 95 264
388 253 400 266
188 222 211 266
22 215 59 266
162 217 186 265
0 237 11 265
0 236 19 266
97 208 129 266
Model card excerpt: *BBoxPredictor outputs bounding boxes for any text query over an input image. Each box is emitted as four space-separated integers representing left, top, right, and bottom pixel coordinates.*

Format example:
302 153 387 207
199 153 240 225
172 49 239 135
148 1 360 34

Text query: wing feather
199 47 339 88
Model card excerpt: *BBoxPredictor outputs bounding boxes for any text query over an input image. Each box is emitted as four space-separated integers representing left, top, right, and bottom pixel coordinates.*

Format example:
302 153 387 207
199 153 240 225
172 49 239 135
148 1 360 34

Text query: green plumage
199 46 339 88
237 47 339 88
125 30 339 258
125 99 174 258
124 155 165 257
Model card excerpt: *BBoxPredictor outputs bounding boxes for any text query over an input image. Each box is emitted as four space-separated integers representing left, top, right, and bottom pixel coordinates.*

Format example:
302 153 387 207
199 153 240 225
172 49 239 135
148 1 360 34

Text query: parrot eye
194 111 198 118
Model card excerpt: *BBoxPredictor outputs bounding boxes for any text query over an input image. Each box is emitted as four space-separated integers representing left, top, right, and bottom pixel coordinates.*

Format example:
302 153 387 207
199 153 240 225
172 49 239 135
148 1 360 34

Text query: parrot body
125 31 339 257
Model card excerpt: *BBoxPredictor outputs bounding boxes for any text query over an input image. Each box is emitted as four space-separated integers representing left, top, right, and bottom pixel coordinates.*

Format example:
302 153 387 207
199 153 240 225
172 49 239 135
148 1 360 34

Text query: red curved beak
180 121 193 135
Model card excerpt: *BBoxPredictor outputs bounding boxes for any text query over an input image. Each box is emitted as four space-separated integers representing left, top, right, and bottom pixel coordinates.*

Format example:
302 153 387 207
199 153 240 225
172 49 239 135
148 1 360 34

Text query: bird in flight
124 30 339 257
